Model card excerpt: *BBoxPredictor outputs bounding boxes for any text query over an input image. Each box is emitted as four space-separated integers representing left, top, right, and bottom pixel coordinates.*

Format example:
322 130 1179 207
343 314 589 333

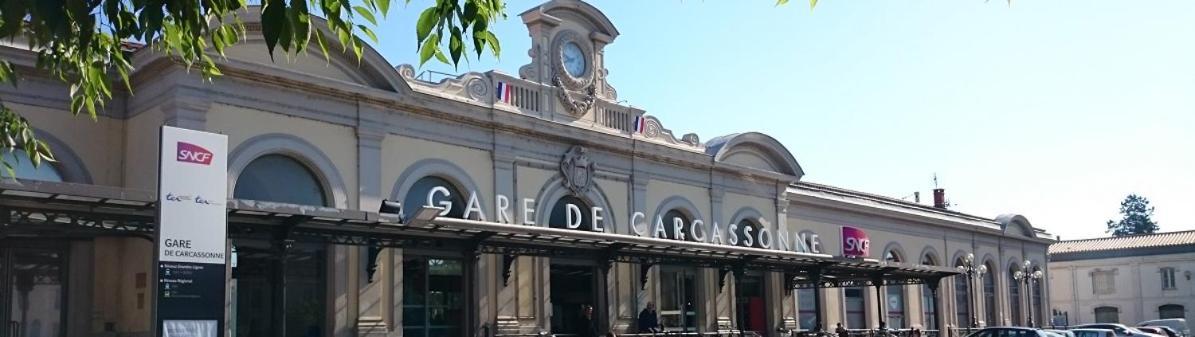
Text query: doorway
735 272 766 334
229 241 328 337
550 263 598 336
660 266 698 332
0 240 68 337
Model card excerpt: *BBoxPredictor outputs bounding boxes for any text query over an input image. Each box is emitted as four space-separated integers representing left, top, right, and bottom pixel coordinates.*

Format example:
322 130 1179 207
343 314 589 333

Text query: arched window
738 219 761 248
549 195 592 230
955 257 972 328
661 209 698 242
983 261 997 326
1159 304 1185 319
231 154 329 337
2 149 64 182
921 254 938 329
1094 306 1119 323
1009 266 1023 326
402 176 466 219
401 176 467 337
886 250 906 328
234 154 326 206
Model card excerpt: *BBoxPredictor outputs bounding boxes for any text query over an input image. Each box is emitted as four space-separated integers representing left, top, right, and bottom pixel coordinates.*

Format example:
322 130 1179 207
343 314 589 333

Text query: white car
1073 324 1166 337
1140 319 1189 337
1072 329 1118 337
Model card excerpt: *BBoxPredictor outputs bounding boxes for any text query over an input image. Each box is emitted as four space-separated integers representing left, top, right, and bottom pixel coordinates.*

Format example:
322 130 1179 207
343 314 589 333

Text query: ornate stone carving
395 64 490 103
550 30 594 90
552 76 597 116
560 145 595 196
641 115 701 147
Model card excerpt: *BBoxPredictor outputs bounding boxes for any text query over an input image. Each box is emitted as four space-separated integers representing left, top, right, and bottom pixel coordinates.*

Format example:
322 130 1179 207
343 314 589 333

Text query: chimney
932 188 946 209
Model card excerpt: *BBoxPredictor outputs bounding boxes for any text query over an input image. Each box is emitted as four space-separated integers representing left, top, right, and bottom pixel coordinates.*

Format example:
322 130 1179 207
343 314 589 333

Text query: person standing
578 305 599 337
836 322 849 337
638 302 660 333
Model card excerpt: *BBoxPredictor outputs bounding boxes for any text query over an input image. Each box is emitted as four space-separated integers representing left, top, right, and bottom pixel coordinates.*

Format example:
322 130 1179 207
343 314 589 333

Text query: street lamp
1012 260 1044 327
956 253 987 334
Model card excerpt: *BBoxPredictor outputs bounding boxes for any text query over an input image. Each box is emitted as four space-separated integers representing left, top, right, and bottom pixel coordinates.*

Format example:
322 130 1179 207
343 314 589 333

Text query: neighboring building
0 1 1055 336
1049 230 1195 326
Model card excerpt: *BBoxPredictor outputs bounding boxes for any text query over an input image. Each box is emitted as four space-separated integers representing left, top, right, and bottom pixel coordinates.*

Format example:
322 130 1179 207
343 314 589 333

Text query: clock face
561 41 587 78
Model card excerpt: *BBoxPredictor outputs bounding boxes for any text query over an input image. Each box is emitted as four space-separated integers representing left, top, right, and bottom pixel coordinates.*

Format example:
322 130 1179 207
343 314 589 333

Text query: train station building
0 1 1055 336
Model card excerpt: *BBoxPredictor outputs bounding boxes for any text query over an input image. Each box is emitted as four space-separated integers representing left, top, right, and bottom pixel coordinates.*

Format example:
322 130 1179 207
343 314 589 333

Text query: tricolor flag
633 115 646 134
495 81 513 104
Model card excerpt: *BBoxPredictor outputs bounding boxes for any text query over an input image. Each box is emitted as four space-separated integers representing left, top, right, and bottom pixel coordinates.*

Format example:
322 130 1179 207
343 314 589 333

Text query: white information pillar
155 126 229 337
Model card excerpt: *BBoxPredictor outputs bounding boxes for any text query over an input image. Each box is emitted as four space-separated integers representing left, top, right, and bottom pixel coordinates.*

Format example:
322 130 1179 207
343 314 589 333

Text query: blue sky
366 0 1195 240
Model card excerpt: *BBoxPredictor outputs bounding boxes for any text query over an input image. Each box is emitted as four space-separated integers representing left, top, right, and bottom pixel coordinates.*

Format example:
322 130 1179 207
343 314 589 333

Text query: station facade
0 1 1055 336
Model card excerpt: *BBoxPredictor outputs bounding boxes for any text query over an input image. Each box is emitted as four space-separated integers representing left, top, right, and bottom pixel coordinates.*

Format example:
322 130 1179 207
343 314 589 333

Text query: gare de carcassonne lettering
414 187 823 254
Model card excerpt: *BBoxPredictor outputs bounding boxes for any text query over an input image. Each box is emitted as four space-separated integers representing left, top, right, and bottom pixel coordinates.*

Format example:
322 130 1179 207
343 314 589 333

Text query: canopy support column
872 275 885 330
926 276 944 337
811 267 825 334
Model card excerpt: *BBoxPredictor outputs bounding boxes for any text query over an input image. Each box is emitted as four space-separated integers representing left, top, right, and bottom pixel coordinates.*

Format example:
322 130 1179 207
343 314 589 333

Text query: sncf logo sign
176 142 213 165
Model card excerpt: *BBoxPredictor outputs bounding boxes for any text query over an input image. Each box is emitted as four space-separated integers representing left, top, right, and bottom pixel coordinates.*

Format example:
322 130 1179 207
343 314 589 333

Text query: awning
0 180 957 288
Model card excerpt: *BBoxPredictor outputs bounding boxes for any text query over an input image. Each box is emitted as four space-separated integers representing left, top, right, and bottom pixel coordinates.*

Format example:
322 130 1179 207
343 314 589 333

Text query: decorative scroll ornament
560 145 595 196
553 75 597 116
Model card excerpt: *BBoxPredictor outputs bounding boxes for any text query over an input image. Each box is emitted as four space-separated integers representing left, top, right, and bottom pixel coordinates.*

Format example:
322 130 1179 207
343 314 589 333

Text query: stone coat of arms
560 145 595 196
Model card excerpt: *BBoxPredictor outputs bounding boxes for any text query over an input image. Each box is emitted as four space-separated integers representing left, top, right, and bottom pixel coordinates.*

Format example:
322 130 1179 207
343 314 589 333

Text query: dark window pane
2 149 64 182
661 209 694 241
403 176 466 219
549 196 592 230
234 154 327 206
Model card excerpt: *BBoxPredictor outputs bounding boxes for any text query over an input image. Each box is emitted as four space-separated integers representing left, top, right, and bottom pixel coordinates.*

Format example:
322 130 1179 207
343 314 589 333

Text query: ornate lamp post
1012 260 1044 327
956 253 987 334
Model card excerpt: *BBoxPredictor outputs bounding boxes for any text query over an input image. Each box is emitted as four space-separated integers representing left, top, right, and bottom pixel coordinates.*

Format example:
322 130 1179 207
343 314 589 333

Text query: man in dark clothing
578 305 599 337
836 323 849 337
637 302 660 333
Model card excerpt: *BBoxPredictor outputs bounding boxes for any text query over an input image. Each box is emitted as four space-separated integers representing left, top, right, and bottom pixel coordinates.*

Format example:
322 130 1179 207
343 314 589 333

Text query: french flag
633 115 646 134
495 81 513 104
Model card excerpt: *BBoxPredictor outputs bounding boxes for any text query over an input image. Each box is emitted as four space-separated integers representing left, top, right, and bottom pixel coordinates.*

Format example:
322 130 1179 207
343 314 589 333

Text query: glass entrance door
1 241 67 337
735 272 765 334
660 266 697 332
550 263 597 336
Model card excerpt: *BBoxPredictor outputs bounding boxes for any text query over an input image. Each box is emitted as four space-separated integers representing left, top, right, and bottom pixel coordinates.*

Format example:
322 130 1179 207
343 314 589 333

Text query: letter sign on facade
841 226 870 259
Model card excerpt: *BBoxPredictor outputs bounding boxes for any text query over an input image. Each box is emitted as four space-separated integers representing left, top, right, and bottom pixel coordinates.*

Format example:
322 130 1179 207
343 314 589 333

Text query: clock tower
518 0 620 117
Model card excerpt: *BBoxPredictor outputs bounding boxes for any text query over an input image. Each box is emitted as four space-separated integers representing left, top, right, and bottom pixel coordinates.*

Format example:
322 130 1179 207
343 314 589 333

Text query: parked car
1072 329 1118 337
1046 329 1077 337
1136 327 1179 337
1140 319 1189 337
966 327 1056 337
1073 324 1166 337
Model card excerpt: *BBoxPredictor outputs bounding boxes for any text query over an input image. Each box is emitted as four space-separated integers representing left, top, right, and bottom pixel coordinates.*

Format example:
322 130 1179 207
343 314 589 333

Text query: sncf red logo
176 142 213 165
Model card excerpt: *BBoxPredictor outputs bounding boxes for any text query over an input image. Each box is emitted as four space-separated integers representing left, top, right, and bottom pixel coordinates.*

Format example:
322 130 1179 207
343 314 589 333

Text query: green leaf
261 0 288 58
434 49 449 64
449 27 463 66
358 24 379 43
419 32 439 65
416 7 437 45
0 61 16 87
777 0 790 5
482 31 501 57
354 6 377 25
810 0 818 8
377 0 391 17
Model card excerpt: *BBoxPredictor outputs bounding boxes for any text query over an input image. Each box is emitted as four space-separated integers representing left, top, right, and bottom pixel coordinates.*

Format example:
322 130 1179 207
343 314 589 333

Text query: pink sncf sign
176 142 214 165
841 226 871 258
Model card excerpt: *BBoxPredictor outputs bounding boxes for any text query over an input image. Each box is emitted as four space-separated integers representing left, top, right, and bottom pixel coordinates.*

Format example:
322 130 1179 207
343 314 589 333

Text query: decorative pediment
995 214 1036 237
225 7 407 93
705 132 803 179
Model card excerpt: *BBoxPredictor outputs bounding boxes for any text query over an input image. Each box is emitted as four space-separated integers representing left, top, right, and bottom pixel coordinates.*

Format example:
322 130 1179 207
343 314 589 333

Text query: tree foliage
1105 194 1159 237
0 0 504 178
